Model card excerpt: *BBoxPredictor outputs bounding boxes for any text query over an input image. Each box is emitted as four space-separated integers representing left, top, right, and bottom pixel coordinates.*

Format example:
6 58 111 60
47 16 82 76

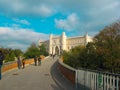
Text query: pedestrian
22 58 25 69
0 50 5 80
53 54 55 60
17 57 21 69
34 56 37 66
38 56 41 66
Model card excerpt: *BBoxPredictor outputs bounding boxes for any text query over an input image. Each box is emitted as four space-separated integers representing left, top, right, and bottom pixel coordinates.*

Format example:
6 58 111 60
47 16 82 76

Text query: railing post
94 73 96 90
113 76 115 90
116 76 119 90
109 75 112 89
75 70 78 90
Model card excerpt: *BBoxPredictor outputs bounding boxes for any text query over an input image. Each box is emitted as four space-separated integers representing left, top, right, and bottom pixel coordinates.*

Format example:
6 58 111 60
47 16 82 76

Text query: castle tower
49 34 53 55
85 32 88 45
61 32 67 51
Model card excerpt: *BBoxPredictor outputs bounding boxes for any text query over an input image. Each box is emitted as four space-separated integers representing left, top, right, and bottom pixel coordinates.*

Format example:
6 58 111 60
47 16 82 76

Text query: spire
62 32 66 37
50 33 53 38
85 32 88 37
85 32 89 45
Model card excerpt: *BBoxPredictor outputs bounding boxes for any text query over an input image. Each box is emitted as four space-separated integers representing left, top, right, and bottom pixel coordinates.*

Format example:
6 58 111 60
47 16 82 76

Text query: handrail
58 59 76 72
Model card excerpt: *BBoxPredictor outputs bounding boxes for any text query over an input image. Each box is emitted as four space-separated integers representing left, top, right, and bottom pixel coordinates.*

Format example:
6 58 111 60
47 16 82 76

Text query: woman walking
17 57 21 69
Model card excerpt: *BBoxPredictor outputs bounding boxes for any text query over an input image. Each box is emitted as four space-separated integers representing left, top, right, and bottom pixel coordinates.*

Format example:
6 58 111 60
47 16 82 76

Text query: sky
0 0 120 51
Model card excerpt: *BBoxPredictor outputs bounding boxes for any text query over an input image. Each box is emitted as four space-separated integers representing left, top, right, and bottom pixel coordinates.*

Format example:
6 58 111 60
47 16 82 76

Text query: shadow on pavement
51 84 61 90
50 60 75 90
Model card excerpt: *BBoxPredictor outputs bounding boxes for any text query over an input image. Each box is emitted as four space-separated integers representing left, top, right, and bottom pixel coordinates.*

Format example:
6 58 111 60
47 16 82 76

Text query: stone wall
58 59 76 84
2 59 34 72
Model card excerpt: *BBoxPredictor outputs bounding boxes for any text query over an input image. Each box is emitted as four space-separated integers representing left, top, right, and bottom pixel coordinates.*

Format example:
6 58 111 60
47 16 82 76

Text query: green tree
13 49 23 57
39 44 48 56
24 43 40 58
95 21 120 73
0 48 23 63
4 50 15 62
63 46 85 68
9 51 15 61
60 21 120 74
4 54 9 63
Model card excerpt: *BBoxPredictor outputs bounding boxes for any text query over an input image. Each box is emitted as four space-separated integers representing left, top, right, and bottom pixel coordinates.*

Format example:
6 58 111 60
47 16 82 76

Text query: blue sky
0 0 120 51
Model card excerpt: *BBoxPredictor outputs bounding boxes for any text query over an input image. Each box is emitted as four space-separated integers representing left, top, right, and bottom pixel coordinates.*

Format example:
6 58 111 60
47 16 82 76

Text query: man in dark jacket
34 56 37 66
0 50 4 80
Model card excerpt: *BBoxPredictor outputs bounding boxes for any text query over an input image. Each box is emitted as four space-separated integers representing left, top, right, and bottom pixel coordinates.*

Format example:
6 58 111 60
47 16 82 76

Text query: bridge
0 56 75 90
0 56 120 90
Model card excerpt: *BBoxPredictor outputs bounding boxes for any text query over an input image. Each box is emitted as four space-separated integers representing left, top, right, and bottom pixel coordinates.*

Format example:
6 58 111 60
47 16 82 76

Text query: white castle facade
39 32 93 55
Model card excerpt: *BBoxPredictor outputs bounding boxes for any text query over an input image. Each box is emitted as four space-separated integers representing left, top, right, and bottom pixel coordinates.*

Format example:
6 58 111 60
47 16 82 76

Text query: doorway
55 46 59 55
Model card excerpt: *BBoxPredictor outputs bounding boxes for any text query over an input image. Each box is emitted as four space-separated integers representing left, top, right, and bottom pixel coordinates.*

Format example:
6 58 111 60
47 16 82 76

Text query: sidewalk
0 57 61 90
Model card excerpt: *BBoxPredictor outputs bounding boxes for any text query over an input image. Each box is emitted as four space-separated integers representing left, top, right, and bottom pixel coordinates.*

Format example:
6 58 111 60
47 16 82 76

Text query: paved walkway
0 56 75 90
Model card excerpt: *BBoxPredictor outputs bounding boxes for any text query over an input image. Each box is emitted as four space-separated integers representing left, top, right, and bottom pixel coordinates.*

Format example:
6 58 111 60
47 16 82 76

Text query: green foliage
13 49 23 57
0 48 23 63
63 46 85 68
8 52 15 62
39 44 49 56
94 21 120 73
24 43 40 58
4 54 10 63
62 21 120 74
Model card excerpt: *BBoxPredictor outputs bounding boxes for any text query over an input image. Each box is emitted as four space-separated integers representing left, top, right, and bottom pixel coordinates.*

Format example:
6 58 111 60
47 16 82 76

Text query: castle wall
66 37 85 51
39 32 93 55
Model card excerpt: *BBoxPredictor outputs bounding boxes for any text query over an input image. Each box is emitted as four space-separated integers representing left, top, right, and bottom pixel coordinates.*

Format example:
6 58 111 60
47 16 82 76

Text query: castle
39 32 93 55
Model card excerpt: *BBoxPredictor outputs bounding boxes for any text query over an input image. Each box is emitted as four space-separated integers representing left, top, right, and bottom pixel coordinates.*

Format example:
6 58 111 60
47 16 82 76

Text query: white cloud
0 0 54 17
0 0 120 36
12 18 30 25
19 20 30 25
0 0 120 18
55 13 80 31
33 4 53 17
0 27 49 51
88 1 120 17
102 1 120 11
11 24 21 28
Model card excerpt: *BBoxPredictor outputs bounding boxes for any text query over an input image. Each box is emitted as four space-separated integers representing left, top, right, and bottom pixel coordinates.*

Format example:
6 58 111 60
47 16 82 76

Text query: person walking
22 58 25 69
34 56 37 66
17 57 21 69
53 54 55 60
38 56 41 66
0 50 5 80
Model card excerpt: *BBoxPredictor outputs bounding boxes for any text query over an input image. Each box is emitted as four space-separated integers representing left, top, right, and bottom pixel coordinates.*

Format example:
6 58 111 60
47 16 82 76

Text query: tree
63 46 85 68
4 49 16 62
0 48 23 63
9 51 15 62
13 49 23 57
61 20 120 74
24 43 40 58
39 44 48 56
94 21 120 73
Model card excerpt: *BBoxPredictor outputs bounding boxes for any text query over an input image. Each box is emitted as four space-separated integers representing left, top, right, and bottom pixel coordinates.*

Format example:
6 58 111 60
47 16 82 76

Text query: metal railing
76 69 120 90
